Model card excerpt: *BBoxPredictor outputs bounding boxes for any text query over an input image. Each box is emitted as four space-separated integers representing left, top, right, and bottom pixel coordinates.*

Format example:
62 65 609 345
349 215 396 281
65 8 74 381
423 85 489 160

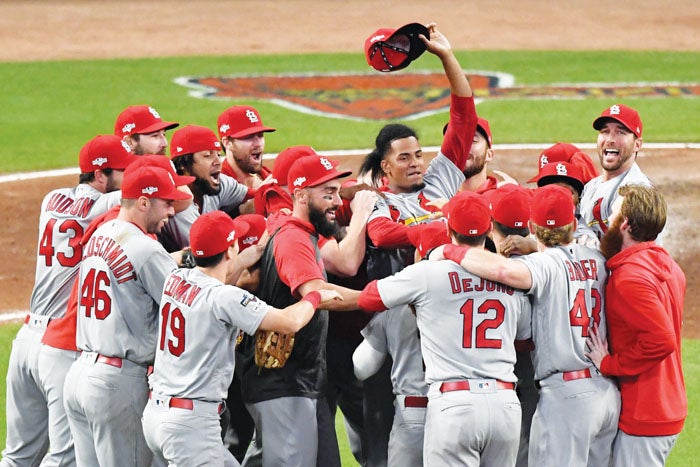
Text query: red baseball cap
78 135 138 173
170 125 221 159
190 211 239 258
406 221 451 257
534 161 585 195
442 117 492 147
365 23 430 72
217 105 276 139
530 185 575 228
487 184 532 229
121 166 192 201
527 143 581 183
444 191 491 236
233 214 267 252
273 146 317 186
593 103 643 138
287 155 352 189
114 105 179 136
125 154 195 186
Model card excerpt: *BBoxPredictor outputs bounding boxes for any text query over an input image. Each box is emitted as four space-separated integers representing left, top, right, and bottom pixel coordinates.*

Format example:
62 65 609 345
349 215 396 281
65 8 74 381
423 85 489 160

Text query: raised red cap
364 23 429 72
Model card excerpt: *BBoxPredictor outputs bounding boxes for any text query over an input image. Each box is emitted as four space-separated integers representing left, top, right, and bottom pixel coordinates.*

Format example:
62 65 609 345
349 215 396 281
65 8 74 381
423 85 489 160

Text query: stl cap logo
227 230 236 242
245 109 259 123
92 157 108 167
148 107 161 119
142 186 159 195
219 124 230 134
120 140 132 152
556 163 568 176
539 154 549 168
293 176 307 187
122 123 136 134
609 105 621 115
320 157 333 170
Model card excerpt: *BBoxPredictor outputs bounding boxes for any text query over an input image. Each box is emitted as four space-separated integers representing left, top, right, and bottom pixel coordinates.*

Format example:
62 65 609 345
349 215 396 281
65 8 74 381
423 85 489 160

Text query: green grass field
1 50 699 173
1 50 698 464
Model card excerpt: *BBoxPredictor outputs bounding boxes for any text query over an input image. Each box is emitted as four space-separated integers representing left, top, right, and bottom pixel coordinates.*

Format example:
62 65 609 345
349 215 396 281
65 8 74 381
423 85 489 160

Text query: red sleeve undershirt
367 217 412 249
358 280 387 312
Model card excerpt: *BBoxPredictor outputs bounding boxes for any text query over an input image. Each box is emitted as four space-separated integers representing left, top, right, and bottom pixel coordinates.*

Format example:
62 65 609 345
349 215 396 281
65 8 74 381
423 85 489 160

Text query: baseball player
254 145 317 216
579 103 653 240
483 185 537 467
586 184 686 466
434 185 621 466
353 221 450 466
158 124 251 252
62 166 191 467
239 155 367 467
359 23 477 277
142 211 341 466
1 135 135 467
217 105 275 216
114 104 179 155
358 191 532 466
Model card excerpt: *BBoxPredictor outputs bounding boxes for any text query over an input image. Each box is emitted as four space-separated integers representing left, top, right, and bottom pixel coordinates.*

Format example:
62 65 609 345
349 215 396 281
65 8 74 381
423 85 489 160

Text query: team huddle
2 22 687 467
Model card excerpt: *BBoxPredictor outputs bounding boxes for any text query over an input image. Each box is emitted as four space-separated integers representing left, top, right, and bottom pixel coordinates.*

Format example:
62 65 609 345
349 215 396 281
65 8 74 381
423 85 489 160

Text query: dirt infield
2 1 699 337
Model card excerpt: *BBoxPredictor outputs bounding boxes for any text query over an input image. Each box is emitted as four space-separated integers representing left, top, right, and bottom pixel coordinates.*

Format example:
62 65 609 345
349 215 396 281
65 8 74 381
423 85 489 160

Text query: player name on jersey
448 272 515 295
162 273 202 307
82 235 136 284
45 193 97 218
564 259 599 282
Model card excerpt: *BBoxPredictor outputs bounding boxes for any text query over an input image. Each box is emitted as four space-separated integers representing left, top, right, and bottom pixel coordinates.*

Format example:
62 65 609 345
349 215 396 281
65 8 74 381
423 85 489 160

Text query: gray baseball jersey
374 259 531 384
368 153 465 227
76 219 177 364
150 268 270 401
579 163 651 239
361 305 427 396
515 244 607 380
159 173 248 250
30 185 121 319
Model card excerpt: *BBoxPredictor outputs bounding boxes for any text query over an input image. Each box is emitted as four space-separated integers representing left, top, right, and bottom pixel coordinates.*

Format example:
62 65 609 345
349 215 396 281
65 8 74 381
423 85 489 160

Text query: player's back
377 259 531 385
151 268 267 401
76 219 176 364
30 185 121 319
518 244 607 380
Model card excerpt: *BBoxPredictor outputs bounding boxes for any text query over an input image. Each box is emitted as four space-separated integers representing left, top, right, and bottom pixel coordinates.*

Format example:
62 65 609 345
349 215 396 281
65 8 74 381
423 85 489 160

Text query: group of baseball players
2 22 687 467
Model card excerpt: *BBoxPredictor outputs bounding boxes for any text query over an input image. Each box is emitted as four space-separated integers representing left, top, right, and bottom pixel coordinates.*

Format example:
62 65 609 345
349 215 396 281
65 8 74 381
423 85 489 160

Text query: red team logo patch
175 72 700 120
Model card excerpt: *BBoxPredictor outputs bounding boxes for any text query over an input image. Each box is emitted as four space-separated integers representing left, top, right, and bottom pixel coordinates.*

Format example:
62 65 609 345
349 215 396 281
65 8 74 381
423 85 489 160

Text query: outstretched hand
419 23 451 58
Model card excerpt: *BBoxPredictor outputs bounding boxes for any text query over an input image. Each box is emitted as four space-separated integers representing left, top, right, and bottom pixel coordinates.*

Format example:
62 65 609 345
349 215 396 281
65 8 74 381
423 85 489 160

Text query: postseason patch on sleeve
240 293 259 307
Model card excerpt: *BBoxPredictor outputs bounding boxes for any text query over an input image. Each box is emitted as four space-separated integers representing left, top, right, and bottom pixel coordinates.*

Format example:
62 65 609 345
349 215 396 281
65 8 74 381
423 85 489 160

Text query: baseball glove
254 330 295 369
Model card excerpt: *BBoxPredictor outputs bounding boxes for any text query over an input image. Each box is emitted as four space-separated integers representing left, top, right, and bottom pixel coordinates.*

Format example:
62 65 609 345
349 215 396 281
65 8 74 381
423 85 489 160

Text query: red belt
149 392 223 412
96 355 123 368
403 396 428 408
562 368 592 381
439 380 515 393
